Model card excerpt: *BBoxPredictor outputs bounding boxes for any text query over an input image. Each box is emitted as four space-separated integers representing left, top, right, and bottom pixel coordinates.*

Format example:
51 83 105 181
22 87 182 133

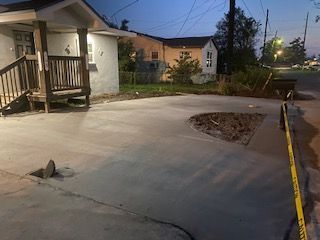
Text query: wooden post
77 28 90 92
33 20 51 113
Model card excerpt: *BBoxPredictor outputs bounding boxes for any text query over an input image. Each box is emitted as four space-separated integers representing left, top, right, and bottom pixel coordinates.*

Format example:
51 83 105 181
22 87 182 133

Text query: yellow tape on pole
282 102 308 240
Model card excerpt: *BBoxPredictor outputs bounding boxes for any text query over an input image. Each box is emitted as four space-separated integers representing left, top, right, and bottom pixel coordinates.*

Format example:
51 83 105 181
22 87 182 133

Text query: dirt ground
188 112 266 145
90 92 181 104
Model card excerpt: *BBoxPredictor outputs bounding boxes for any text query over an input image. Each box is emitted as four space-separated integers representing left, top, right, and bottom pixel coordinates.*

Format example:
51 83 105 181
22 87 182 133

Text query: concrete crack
0 168 196 240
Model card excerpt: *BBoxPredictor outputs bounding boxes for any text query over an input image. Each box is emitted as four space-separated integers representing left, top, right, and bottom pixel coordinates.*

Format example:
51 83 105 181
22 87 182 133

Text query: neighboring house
0 0 135 113
122 32 218 76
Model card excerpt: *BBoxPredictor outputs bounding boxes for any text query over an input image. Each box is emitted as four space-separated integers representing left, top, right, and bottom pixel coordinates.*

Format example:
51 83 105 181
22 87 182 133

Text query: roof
132 31 217 49
163 36 214 48
2 0 65 12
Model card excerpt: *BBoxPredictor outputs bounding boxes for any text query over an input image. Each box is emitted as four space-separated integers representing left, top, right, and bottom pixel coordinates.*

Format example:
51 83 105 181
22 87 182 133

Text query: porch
0 21 91 114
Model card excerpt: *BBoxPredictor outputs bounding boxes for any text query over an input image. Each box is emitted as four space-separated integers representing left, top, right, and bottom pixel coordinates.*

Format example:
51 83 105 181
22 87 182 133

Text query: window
150 62 159 69
206 51 213 67
151 51 159 61
87 43 94 63
179 51 192 59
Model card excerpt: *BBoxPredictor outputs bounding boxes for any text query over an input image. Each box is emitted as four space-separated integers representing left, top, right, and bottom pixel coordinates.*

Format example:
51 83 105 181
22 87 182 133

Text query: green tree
118 40 136 72
167 56 202 84
285 37 306 64
214 7 261 72
120 19 129 31
263 37 284 64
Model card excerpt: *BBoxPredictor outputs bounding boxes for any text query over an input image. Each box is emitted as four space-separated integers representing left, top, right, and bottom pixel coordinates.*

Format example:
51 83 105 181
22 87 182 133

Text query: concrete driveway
0 94 295 239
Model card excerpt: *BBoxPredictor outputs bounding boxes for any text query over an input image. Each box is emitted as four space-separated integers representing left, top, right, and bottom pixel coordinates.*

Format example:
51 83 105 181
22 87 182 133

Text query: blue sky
3 0 320 56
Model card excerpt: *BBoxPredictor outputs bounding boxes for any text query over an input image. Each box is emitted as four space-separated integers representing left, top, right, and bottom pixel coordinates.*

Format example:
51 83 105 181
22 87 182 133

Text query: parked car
291 64 302 69
309 64 320 71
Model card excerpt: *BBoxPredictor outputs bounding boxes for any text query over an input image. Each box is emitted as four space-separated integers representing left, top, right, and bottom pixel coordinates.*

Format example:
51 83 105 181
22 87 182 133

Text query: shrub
167 56 202 84
232 66 274 92
218 81 242 96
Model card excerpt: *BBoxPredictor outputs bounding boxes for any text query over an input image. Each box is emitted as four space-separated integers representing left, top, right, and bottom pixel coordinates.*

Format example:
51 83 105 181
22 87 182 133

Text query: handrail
48 56 83 91
0 55 39 109
48 55 81 61
0 56 26 75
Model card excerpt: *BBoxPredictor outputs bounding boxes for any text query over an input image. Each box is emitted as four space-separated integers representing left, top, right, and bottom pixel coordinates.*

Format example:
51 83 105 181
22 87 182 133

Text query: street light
274 50 283 62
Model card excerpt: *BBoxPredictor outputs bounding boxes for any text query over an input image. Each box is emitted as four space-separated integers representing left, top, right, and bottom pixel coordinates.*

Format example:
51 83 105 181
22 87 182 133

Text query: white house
0 0 135 113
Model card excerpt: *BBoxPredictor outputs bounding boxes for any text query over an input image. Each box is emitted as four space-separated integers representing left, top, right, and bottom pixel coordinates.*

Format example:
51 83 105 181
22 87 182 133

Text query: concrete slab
0 94 295 239
0 171 190 240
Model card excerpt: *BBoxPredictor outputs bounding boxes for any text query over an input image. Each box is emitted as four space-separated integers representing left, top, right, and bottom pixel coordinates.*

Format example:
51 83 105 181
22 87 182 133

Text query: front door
13 31 35 58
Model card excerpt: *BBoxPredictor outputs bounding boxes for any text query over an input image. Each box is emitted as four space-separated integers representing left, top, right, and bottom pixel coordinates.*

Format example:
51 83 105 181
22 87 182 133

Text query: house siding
201 40 218 74
0 25 18 69
122 35 166 73
164 46 203 69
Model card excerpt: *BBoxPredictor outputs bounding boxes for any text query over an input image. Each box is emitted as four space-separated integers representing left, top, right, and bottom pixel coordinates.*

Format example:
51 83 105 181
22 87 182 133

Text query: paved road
281 70 320 239
0 95 295 239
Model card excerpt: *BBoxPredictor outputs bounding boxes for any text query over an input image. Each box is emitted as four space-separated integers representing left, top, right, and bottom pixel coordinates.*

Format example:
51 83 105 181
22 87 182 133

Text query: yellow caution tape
282 102 308 240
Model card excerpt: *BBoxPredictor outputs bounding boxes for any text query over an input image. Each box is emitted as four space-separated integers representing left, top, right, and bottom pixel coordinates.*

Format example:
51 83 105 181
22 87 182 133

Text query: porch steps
0 91 30 116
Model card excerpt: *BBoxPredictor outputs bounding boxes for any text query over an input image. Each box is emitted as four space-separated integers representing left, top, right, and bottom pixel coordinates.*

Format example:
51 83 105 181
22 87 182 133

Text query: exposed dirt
90 92 181 104
188 112 266 145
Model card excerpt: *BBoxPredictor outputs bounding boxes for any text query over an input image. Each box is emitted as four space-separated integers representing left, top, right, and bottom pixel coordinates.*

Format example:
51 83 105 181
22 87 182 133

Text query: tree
262 37 284 64
118 40 136 72
120 19 129 31
285 37 306 64
167 56 202 84
214 7 261 72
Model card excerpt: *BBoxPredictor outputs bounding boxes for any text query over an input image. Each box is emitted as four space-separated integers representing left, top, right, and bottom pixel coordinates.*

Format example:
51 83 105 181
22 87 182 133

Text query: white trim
93 29 137 37
0 10 36 24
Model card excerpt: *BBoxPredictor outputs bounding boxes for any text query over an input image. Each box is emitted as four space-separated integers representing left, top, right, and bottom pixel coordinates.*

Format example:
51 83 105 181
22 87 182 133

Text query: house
0 0 135 114
121 32 218 78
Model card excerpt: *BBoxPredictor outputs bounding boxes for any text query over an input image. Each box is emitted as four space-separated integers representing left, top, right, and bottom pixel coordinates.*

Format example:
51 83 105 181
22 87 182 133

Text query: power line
146 0 210 32
182 0 219 35
111 0 139 18
146 1 225 33
258 0 271 32
241 0 254 18
176 0 198 37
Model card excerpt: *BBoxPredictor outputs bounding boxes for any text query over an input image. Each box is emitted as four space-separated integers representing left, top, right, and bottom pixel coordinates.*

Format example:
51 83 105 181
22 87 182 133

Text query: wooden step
1 91 30 116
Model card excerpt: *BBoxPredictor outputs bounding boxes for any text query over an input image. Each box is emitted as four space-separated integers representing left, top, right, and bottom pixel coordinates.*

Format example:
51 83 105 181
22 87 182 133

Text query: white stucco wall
201 40 218 74
0 25 17 69
87 33 119 95
47 32 119 95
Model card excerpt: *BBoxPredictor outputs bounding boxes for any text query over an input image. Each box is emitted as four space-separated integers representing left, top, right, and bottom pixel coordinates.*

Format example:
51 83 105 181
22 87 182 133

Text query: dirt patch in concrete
188 112 266 145
90 92 181 104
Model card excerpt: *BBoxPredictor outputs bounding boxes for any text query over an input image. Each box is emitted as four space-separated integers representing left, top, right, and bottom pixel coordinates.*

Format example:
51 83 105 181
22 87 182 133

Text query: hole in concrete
29 160 56 179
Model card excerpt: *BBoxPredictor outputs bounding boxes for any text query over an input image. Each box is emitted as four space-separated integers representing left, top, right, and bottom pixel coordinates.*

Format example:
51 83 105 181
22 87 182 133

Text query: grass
120 82 219 95
90 82 219 104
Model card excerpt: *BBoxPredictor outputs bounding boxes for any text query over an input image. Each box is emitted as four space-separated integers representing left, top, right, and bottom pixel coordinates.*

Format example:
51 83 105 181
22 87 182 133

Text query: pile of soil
188 112 266 145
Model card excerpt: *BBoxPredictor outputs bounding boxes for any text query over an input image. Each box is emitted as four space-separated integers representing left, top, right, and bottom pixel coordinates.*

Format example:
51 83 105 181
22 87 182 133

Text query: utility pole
303 12 309 50
261 9 269 65
227 0 236 75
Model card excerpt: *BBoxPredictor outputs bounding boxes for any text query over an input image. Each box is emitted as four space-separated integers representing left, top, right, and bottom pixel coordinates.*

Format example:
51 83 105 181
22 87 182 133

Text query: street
282 70 320 239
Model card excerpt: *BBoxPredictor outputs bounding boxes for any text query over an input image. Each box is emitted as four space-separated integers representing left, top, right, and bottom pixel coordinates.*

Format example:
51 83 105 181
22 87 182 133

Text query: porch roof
0 0 135 37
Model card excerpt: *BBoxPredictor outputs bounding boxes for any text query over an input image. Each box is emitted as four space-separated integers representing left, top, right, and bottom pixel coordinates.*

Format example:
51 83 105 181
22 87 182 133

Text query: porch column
77 28 90 106
33 20 51 113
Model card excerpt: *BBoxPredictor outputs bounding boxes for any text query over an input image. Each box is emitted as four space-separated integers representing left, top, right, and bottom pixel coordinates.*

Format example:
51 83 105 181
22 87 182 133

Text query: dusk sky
3 0 320 56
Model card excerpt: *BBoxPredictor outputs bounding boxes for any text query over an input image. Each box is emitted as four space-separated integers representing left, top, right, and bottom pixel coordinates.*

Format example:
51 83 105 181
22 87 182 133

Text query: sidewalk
294 99 320 239
0 170 191 240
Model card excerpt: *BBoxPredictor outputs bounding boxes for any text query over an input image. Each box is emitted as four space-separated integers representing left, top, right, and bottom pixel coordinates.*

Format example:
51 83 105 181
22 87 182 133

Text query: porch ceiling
0 0 107 30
